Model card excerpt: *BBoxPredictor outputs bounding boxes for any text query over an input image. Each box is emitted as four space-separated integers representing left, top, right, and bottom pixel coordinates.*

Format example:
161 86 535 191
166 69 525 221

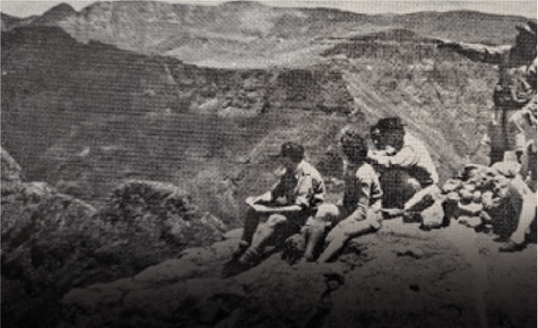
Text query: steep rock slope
1 25 353 219
320 29 497 182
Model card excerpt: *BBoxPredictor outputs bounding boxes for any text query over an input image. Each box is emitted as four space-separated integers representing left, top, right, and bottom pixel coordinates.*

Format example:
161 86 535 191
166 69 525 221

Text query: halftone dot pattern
2 2 536 328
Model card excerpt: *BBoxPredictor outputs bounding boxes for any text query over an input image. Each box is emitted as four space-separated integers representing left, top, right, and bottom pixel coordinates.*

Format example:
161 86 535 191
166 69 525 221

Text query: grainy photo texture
1 1 536 328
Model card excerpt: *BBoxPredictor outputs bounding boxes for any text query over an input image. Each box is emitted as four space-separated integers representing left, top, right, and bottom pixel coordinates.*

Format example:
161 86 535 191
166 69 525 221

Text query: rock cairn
441 163 516 236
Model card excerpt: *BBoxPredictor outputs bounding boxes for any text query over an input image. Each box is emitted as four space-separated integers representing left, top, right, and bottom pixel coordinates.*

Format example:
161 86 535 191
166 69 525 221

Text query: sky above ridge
1 0 536 19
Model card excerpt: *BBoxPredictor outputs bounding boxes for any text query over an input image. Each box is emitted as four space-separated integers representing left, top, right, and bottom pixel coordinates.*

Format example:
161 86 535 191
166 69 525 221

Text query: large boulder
1 151 227 328
61 221 536 328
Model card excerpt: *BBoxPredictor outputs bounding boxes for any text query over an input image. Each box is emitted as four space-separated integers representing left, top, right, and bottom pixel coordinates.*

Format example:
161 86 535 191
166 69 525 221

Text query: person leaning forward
367 117 444 229
231 141 325 268
438 21 537 166
301 128 383 263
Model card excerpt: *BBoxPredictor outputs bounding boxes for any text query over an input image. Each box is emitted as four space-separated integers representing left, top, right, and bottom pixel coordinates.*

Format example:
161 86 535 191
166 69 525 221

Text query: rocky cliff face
2 148 536 328
1 149 227 328
1 25 353 219
1 4 536 328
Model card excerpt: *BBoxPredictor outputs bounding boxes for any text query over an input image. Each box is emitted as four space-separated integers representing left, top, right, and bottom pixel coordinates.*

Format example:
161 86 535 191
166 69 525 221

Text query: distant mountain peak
34 2 77 25
218 1 267 9
44 3 76 16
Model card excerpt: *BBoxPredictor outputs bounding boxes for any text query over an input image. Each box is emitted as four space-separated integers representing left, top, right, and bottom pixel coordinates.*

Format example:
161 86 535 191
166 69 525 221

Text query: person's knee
267 214 287 227
340 219 375 238
381 170 416 195
405 178 422 191
315 204 340 223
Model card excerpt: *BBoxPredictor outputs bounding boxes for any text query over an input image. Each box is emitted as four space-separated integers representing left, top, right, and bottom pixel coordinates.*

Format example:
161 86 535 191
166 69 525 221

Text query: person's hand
384 146 396 155
245 196 257 206
367 150 380 163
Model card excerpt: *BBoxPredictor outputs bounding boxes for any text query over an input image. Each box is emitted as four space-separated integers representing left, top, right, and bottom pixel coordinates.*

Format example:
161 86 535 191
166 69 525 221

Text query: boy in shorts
303 128 383 263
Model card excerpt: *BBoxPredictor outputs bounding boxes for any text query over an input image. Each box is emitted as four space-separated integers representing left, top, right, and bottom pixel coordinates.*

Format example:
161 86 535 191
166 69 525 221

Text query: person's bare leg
239 214 287 264
317 219 372 263
232 208 264 259
303 220 325 261
241 208 264 244
304 204 340 261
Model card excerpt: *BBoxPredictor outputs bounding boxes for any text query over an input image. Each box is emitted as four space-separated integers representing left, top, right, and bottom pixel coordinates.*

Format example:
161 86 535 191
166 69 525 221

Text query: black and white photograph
1 1 536 327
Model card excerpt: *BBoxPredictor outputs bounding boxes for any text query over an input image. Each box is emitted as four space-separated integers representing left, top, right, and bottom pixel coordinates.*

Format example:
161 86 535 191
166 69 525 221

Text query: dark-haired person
229 142 325 269
303 128 383 263
438 21 537 168
367 117 443 229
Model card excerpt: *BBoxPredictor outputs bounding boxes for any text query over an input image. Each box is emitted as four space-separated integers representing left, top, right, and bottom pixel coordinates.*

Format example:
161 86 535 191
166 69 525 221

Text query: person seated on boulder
300 128 383 263
366 117 444 229
230 141 326 268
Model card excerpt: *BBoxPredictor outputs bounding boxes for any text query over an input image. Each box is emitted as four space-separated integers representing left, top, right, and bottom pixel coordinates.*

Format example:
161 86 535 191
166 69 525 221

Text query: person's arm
344 171 372 222
246 191 273 206
522 56 538 116
368 145 418 169
253 204 303 214
507 94 537 155
438 41 510 65
252 175 314 214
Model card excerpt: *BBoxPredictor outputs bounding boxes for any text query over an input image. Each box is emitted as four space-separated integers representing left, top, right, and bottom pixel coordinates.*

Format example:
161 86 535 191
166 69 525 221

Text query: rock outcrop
1 149 227 328
61 221 537 328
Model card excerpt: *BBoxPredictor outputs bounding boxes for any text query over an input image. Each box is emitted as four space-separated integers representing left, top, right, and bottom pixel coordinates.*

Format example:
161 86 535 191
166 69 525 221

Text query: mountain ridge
1 1 533 66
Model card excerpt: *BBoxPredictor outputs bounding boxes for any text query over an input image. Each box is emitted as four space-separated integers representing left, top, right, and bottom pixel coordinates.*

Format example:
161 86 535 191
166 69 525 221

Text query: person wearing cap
367 117 443 229
438 21 537 168
228 141 325 270
299 128 383 263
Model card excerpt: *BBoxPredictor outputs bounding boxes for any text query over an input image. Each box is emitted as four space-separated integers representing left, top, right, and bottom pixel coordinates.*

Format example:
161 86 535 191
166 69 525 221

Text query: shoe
402 211 421 223
230 240 250 260
499 240 526 253
238 247 261 266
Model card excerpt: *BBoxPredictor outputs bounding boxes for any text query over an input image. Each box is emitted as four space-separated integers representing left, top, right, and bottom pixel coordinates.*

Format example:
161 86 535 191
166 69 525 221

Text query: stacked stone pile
442 164 511 234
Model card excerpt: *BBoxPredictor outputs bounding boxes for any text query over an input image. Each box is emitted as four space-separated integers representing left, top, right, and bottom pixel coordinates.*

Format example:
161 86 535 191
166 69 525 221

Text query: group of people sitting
223 115 535 276
219 21 538 277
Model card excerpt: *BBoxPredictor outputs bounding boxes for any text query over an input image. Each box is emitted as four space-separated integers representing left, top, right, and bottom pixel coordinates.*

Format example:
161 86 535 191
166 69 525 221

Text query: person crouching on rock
367 117 444 230
231 141 326 268
491 161 538 252
302 128 383 263
499 106 538 252
499 188 538 253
